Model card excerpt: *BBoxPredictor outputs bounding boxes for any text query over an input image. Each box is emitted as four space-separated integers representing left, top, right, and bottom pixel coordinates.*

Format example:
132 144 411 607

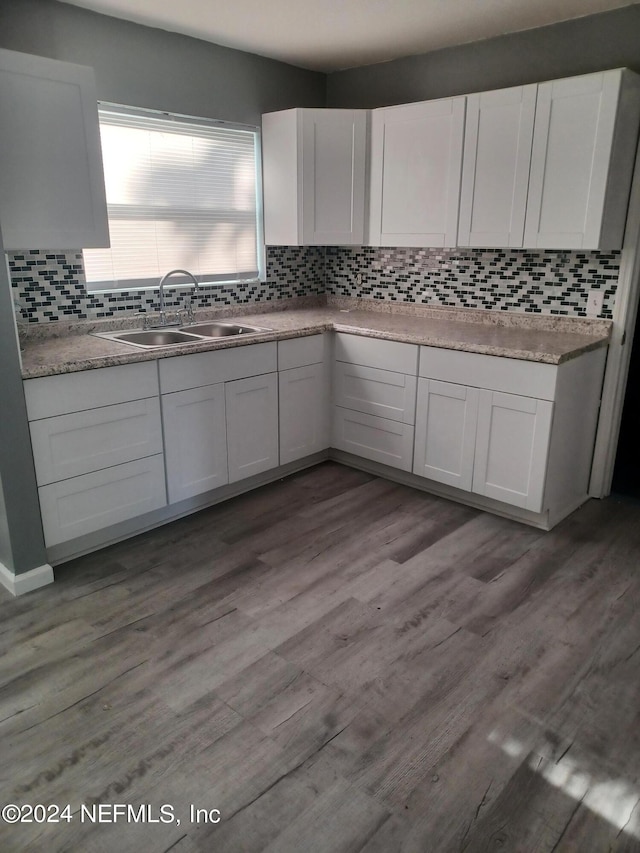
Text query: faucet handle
182 293 195 324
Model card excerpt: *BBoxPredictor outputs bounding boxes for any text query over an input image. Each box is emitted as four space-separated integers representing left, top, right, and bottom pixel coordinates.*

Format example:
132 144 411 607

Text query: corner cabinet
523 69 640 250
262 108 367 245
0 48 109 250
368 97 466 247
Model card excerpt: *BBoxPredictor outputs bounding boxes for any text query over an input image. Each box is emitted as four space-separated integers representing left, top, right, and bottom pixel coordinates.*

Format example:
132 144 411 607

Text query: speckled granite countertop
19 296 612 379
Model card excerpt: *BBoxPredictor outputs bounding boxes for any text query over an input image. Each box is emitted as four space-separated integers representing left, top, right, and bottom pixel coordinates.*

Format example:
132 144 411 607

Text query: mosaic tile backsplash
8 245 619 323
8 246 325 324
325 247 620 319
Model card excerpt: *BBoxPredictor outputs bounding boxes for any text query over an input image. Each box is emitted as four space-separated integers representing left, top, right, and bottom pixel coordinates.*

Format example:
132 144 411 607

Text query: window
84 104 263 292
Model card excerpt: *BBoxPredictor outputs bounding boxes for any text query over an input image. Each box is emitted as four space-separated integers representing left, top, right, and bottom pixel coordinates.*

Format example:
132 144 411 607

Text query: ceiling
61 0 637 72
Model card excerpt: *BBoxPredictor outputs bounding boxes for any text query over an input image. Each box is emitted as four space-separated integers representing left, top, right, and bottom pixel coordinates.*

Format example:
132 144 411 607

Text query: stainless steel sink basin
180 322 271 337
92 321 271 349
92 329 208 348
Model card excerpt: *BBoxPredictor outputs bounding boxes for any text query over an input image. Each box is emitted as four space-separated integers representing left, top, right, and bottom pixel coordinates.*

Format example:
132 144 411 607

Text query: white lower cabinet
413 379 479 491
473 390 553 511
226 373 279 483
162 383 228 503
38 455 166 547
279 363 329 464
24 361 166 548
333 407 415 471
414 379 553 511
413 345 606 520
331 335 418 472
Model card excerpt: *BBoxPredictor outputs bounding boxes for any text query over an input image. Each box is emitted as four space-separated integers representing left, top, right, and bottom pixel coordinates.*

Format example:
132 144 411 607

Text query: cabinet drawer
160 342 277 394
334 333 418 374
278 334 327 370
332 407 414 472
38 454 166 547
333 361 417 424
419 346 558 400
24 362 159 420
29 398 163 486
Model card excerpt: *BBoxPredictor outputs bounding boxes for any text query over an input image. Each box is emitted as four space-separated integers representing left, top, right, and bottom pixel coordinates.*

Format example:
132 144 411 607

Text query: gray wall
0 0 325 125
0 233 47 576
327 5 640 108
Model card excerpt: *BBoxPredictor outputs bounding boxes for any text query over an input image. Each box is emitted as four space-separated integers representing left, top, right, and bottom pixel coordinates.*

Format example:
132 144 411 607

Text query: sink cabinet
160 342 279 502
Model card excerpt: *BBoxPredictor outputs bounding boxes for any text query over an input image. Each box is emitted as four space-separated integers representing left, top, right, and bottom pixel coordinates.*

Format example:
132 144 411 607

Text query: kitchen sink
92 329 208 348
92 322 271 349
179 322 271 337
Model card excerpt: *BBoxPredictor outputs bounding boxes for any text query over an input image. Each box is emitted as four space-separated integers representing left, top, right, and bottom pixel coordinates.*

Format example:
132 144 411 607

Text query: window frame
84 102 265 294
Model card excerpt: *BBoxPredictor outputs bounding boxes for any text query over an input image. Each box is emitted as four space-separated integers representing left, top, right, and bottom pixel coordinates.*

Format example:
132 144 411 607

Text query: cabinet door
458 85 537 248
226 373 279 483
279 363 329 465
413 379 479 490
0 48 109 249
524 69 627 249
473 390 553 511
162 384 228 503
301 109 367 245
369 97 465 247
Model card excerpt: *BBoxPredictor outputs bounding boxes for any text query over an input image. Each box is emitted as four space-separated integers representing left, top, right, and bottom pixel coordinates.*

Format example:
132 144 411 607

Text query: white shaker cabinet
332 334 418 472
162 383 228 503
369 97 466 247
278 335 330 465
23 362 165 547
413 379 479 491
523 69 640 250
262 108 367 245
473 390 553 510
414 345 607 521
226 373 279 483
458 84 537 248
0 48 109 249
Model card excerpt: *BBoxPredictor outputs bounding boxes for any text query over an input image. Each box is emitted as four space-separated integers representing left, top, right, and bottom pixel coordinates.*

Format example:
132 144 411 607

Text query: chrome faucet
157 269 200 326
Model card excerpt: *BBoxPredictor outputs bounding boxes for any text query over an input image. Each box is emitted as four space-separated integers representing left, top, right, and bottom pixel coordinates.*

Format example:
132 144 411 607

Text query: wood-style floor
2 461 640 853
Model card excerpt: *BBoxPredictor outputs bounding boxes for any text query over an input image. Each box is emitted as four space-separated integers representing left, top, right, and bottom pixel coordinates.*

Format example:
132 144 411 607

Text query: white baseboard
0 561 55 596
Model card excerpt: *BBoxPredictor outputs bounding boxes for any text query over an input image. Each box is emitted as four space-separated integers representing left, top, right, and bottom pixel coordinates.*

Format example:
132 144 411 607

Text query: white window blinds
84 106 262 291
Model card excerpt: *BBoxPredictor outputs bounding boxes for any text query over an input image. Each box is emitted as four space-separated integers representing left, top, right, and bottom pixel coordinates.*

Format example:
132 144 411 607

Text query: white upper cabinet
458 85 537 248
262 108 367 245
369 97 466 247
523 69 640 250
0 48 109 250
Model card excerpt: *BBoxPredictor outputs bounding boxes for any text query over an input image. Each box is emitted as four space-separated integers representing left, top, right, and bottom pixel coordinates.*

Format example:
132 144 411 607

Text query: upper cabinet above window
0 49 109 251
262 108 367 246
